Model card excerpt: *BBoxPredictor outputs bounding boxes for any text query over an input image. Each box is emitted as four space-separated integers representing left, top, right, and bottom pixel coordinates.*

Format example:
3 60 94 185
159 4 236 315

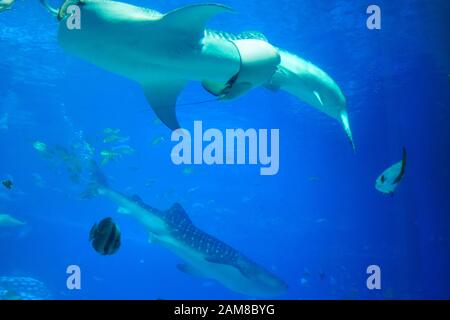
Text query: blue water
0 0 449 300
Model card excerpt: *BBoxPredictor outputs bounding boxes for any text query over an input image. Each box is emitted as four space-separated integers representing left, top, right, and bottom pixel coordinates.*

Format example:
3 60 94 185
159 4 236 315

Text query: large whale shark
40 0 355 150
83 163 288 298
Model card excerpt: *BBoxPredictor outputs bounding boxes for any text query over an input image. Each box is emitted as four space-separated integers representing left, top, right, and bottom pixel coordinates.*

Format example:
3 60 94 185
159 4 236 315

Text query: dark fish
375 148 407 195
89 217 121 255
2 180 13 190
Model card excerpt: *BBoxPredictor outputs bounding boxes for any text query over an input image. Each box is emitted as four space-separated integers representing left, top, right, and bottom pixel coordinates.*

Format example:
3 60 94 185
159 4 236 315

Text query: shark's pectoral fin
142 81 187 130
205 257 251 278
177 263 208 278
340 111 356 152
163 4 233 40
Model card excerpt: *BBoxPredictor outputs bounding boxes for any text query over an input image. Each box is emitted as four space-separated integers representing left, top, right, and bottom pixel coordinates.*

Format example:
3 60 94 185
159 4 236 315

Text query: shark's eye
381 175 386 183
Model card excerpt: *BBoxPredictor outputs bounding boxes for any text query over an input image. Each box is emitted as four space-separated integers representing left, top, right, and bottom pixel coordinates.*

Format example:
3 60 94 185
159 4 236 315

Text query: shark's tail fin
39 0 59 17
81 161 109 199
340 111 356 153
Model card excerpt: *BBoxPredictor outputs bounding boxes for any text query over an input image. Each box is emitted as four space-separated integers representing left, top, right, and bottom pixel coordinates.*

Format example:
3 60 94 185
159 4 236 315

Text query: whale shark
83 163 288 298
40 0 355 150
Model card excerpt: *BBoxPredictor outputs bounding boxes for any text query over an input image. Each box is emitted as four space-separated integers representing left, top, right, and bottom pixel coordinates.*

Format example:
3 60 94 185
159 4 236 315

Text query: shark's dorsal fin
165 203 192 225
142 81 187 130
162 4 233 40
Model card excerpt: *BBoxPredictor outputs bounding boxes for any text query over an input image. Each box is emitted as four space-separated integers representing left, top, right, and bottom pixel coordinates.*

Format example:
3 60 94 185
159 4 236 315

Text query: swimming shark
0 214 25 227
40 0 355 150
84 163 288 298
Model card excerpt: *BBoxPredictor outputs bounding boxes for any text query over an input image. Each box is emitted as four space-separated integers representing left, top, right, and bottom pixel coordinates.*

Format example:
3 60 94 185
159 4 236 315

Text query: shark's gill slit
37 0 355 148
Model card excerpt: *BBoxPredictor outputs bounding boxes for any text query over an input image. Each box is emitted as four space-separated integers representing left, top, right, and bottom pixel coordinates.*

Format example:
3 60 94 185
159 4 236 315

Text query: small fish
112 145 135 155
183 167 194 175
103 128 120 135
151 136 165 146
89 217 121 255
2 180 13 190
100 150 122 165
187 186 200 193
308 176 320 182
316 218 328 224
33 141 48 153
102 128 130 143
0 214 25 227
103 135 130 144
375 148 407 196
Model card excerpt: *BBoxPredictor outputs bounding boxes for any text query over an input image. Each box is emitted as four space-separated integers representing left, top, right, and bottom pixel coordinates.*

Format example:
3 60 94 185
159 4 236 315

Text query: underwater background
0 0 449 300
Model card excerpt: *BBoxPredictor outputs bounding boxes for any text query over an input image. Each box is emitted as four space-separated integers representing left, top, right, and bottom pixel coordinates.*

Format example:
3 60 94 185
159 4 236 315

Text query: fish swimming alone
0 214 25 227
375 148 407 196
1 180 13 190
89 217 121 255
39 0 355 150
83 163 288 298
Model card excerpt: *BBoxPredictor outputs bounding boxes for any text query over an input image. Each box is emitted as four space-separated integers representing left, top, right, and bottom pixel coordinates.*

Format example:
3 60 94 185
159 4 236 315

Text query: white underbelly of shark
49 0 355 149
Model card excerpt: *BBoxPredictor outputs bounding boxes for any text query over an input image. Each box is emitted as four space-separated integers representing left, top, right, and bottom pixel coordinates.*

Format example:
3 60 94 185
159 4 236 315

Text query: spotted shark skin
97 189 288 298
